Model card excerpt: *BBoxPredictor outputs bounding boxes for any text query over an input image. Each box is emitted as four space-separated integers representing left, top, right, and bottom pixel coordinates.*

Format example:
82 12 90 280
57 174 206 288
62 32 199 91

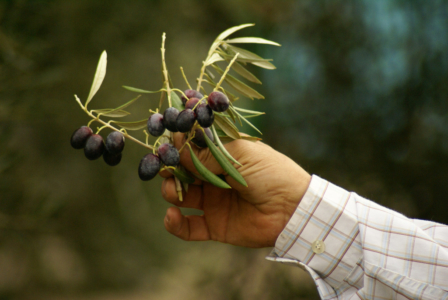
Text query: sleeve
266 175 448 300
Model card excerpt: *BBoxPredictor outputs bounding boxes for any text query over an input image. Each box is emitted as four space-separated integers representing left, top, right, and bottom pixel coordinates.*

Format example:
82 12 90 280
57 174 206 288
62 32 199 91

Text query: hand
160 133 311 248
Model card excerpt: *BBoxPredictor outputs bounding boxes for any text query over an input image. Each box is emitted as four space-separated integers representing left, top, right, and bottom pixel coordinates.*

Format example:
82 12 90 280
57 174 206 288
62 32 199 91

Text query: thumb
172 132 225 176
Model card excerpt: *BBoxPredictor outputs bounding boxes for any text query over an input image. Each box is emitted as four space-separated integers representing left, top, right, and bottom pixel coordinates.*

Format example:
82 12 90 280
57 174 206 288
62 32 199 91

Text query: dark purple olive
176 109 196 133
157 143 180 166
138 153 161 181
163 107 179 132
103 149 122 166
147 113 165 137
70 126 93 149
105 131 125 154
181 89 203 105
196 104 214 128
84 134 105 160
207 91 230 112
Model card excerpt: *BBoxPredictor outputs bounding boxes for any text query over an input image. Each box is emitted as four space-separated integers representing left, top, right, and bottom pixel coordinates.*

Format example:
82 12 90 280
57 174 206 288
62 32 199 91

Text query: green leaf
91 109 131 118
216 24 255 42
231 107 262 135
211 125 242 167
113 119 147 130
92 95 141 117
188 144 231 189
123 86 162 93
231 61 262 84
207 24 255 59
214 114 240 140
219 135 261 144
86 50 107 107
233 106 265 116
204 129 247 187
225 37 281 46
225 44 276 70
170 91 184 111
205 53 225 66
173 167 195 184
213 65 264 99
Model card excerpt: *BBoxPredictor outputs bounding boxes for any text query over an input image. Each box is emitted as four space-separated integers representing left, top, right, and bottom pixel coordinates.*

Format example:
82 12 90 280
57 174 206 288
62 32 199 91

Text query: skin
160 133 312 248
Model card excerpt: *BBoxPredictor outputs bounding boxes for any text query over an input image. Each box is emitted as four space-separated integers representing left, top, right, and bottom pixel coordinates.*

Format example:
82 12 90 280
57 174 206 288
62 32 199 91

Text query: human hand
160 133 311 248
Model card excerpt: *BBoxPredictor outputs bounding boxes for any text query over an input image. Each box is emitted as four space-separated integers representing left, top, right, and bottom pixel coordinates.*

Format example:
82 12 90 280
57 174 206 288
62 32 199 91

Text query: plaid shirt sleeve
266 175 448 299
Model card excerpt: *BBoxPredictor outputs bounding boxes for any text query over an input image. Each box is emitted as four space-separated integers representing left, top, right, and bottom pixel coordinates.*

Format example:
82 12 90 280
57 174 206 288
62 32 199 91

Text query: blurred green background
1 0 448 299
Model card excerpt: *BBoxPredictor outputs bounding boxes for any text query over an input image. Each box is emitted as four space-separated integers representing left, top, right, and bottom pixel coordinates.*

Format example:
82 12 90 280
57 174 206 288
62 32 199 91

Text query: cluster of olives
70 126 125 166
138 90 229 181
71 89 230 182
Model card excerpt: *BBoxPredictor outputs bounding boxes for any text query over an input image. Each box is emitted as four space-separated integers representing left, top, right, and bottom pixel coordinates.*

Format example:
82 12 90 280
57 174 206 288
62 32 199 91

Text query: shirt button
312 240 325 254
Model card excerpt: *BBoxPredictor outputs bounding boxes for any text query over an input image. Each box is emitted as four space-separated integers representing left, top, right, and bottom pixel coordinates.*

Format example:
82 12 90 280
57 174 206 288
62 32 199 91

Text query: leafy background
1 0 448 299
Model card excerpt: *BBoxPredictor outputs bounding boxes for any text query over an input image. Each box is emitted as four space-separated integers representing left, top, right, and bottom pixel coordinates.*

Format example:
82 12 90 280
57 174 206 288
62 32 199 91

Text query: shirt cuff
266 175 363 289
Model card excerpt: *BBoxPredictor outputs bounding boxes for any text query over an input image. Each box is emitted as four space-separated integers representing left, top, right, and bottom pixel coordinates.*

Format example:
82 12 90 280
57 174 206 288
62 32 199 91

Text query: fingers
161 177 204 210
164 207 210 241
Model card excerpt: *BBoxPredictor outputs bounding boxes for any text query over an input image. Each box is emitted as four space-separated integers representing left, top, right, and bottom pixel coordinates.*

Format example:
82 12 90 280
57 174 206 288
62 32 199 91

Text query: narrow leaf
188 145 231 189
225 37 281 46
86 51 107 107
214 114 240 140
231 61 262 84
207 24 255 58
170 91 184 111
219 135 261 144
233 106 265 116
91 109 131 118
211 125 242 166
225 44 276 70
212 65 264 99
232 108 262 135
113 119 147 130
173 167 195 184
205 53 224 66
216 24 255 43
204 129 247 187
123 86 162 93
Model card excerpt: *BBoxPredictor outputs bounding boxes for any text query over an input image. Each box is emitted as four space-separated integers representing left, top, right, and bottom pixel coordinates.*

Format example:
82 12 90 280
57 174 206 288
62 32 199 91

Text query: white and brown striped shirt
267 175 448 299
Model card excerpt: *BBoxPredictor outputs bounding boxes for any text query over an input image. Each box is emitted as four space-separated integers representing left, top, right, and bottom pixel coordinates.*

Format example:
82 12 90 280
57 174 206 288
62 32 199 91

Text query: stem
196 60 207 92
180 67 192 89
178 121 200 154
75 95 154 151
214 53 239 91
161 33 172 108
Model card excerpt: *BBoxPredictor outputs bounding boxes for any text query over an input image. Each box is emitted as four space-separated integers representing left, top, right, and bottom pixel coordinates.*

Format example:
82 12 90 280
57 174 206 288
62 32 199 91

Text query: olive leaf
215 24 255 43
204 129 247 187
112 119 147 130
219 135 261 144
224 44 276 70
205 53 225 66
173 167 195 184
170 90 184 111
225 37 281 46
214 113 240 140
92 95 142 118
91 109 131 118
212 65 264 99
211 125 242 166
86 50 107 107
233 106 265 116
207 23 255 57
122 86 163 93
231 107 262 135
188 144 231 189
230 61 262 84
